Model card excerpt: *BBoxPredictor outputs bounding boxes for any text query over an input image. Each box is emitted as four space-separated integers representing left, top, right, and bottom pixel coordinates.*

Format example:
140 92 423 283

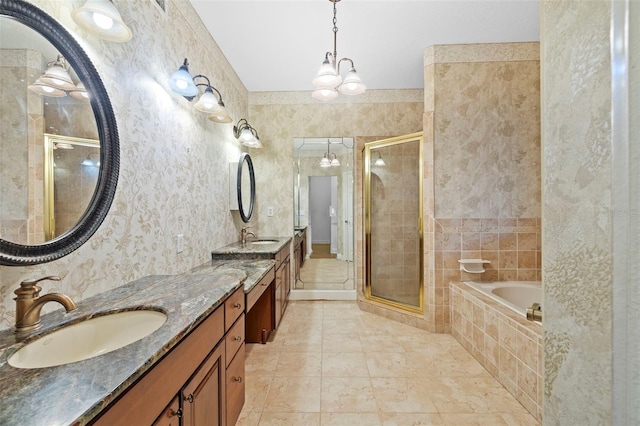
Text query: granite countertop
189 258 275 293
0 269 247 425
210 236 292 259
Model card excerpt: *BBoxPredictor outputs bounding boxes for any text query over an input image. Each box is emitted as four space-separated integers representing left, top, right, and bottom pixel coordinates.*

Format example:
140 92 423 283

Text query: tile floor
236 301 539 425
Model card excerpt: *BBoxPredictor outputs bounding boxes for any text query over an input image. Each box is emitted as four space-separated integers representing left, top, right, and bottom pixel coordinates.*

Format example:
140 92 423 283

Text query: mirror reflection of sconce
233 119 263 148
71 0 133 43
374 151 385 166
169 58 233 123
81 154 100 167
27 55 89 102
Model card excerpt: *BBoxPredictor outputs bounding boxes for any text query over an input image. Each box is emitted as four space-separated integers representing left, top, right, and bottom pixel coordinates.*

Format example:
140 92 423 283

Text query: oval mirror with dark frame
237 153 255 223
0 0 119 266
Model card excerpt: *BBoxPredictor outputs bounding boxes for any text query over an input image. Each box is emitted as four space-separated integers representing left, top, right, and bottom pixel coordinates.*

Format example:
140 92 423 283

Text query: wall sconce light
28 55 89 102
72 0 133 43
374 151 385 166
233 119 262 148
320 139 340 167
169 58 233 123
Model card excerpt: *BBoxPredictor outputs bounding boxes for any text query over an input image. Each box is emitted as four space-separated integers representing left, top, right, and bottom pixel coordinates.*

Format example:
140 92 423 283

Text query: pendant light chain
333 1 338 61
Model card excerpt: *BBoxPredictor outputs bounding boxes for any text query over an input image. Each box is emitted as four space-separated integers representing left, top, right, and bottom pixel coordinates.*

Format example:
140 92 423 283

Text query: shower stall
364 133 424 313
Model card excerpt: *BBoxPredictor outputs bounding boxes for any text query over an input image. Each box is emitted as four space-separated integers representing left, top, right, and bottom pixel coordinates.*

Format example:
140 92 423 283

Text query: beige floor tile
397 334 451 354
440 413 511 425
365 351 421 377
258 412 321 425
275 352 322 377
371 377 438 413
263 377 321 413
323 318 361 335
429 377 526 414
321 412 382 425
235 411 261 426
243 376 272 412
245 349 280 377
322 334 363 352
280 332 322 352
379 412 444 425
359 334 407 353
322 352 370 377
499 412 540 425
286 318 324 334
321 377 378 413
244 301 537 424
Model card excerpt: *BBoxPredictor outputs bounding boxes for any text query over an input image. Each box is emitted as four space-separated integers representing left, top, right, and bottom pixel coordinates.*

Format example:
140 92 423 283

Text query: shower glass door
364 133 423 313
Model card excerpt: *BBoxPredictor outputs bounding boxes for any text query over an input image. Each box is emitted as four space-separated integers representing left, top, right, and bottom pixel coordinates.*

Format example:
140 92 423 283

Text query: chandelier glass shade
312 0 366 100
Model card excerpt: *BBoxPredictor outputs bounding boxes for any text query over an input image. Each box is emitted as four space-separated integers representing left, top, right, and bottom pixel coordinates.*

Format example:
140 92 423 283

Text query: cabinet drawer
226 343 245 426
246 267 274 312
225 314 245 367
224 287 245 331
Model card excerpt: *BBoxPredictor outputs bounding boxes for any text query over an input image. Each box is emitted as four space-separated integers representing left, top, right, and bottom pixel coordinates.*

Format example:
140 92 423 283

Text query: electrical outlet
267 206 274 217
176 234 184 253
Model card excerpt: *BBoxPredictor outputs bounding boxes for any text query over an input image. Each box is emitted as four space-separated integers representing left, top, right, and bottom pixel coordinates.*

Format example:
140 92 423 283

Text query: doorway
308 175 337 259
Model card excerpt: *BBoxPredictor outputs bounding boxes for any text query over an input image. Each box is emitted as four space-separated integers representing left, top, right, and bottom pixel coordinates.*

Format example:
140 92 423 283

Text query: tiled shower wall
0 49 44 245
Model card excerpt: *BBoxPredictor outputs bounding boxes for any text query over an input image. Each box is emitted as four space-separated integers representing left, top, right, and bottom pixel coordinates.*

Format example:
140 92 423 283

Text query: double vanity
0 237 291 426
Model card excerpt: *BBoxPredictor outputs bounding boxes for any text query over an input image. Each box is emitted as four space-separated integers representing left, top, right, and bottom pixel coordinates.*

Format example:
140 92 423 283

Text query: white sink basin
249 239 279 245
9 310 167 369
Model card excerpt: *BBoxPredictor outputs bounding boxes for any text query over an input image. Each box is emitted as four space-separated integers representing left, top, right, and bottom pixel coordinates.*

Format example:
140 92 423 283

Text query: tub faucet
241 227 256 244
14 276 76 333
526 303 542 322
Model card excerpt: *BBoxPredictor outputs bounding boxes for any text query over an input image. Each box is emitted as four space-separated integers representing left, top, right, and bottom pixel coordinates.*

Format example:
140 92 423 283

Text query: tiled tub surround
450 281 542 422
0 258 274 425
427 218 541 333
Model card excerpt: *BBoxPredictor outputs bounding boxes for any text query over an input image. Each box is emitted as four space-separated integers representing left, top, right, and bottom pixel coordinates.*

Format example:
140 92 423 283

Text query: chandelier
320 140 340 168
312 0 366 101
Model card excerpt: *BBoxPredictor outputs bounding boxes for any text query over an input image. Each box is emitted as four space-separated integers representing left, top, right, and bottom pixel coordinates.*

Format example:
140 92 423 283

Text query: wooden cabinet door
181 342 226 426
226 344 245 426
152 396 181 426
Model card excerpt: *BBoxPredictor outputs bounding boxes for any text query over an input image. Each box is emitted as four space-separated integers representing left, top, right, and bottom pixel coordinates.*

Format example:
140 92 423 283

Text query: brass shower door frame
43 134 100 240
364 132 424 314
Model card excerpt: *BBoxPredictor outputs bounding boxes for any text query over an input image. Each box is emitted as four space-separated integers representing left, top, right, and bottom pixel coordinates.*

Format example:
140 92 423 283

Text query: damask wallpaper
0 0 249 331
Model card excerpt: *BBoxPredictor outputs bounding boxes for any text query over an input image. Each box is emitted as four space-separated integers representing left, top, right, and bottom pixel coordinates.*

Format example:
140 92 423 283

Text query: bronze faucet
14 276 76 333
240 227 256 244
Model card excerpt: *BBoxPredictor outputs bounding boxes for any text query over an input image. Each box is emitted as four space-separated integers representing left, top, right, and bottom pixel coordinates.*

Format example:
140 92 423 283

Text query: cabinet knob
170 408 182 418
233 376 243 383
185 393 194 403
233 335 242 342
233 302 242 309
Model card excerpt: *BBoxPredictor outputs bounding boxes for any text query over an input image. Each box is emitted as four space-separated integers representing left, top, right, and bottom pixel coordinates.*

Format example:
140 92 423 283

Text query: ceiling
189 0 540 92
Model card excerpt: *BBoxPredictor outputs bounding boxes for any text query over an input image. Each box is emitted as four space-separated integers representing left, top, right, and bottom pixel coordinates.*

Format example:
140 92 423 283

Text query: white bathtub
464 281 542 317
